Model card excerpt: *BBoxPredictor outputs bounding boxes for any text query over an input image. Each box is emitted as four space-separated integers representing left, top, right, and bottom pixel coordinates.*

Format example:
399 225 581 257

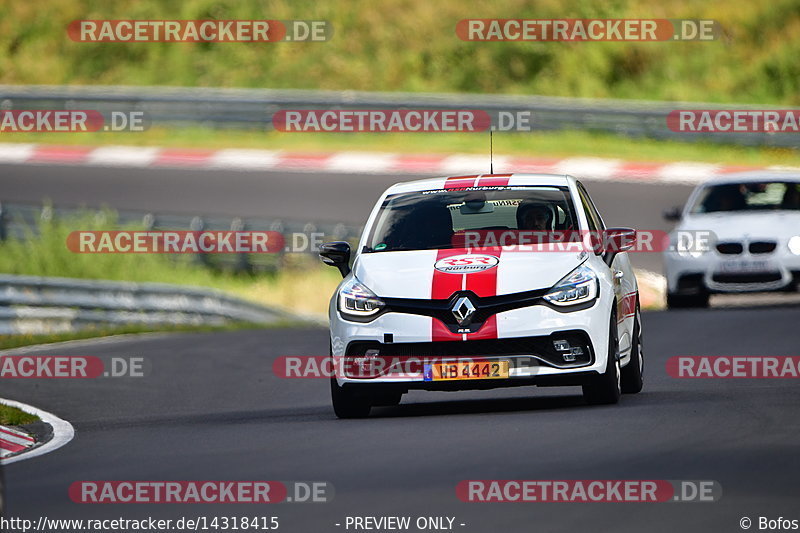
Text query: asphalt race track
0 163 694 274
3 304 800 532
3 163 799 532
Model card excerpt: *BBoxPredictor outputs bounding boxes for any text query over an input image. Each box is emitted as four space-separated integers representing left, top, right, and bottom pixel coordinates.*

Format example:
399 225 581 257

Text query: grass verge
0 210 342 319
0 404 39 426
0 321 309 352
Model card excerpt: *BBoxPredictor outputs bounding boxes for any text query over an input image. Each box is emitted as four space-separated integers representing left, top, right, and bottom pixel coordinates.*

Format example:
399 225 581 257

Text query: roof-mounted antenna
490 130 494 174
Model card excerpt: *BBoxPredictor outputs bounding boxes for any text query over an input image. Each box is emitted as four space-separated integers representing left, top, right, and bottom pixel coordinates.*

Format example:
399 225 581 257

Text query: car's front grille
382 289 548 334
749 241 777 254
346 331 594 369
716 242 743 255
712 272 783 284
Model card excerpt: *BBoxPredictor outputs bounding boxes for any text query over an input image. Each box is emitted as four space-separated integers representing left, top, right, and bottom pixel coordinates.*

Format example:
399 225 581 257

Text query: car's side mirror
663 206 682 222
602 228 636 265
604 228 637 253
319 241 351 277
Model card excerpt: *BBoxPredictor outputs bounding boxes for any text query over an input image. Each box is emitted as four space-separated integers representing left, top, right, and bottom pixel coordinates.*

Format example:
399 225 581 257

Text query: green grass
2 0 799 104
0 321 303 351
0 405 39 426
6 127 800 167
0 210 342 319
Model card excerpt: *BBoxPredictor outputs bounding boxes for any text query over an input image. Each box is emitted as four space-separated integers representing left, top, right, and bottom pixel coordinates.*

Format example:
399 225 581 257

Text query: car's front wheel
621 304 644 394
330 377 372 419
582 309 621 405
666 291 709 309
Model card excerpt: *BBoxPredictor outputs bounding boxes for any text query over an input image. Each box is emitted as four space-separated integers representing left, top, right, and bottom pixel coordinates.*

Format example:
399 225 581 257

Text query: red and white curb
0 143 792 185
0 424 34 458
0 398 75 465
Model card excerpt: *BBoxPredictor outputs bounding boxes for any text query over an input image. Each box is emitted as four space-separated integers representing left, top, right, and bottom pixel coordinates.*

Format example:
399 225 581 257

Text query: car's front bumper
330 297 613 387
664 250 800 294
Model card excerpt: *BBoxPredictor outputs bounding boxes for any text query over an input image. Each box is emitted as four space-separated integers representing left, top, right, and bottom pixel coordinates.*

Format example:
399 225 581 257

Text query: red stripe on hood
430 247 502 341
465 247 502 298
431 248 468 299
431 248 468 341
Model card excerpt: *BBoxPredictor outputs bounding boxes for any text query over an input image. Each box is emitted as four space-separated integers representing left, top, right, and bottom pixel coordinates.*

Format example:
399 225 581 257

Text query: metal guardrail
0 273 301 335
0 85 794 147
0 201 363 273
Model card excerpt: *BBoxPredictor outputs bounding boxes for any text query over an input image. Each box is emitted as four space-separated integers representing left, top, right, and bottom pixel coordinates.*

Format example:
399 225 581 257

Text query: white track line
0 398 74 465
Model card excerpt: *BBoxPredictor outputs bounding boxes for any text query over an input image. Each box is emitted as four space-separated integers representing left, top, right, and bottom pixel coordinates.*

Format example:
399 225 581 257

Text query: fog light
553 340 570 351
354 349 380 367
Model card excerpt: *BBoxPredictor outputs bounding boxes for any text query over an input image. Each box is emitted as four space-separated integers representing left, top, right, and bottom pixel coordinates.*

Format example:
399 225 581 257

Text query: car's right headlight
789 235 800 255
338 277 385 319
543 264 599 307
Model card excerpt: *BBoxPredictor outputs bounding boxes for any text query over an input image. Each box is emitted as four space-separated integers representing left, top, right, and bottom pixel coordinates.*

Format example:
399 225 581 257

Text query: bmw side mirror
319 241 351 277
663 206 682 222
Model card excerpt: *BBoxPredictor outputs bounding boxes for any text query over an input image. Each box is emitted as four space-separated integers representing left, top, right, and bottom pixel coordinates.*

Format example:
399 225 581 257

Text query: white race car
663 172 800 308
320 173 643 418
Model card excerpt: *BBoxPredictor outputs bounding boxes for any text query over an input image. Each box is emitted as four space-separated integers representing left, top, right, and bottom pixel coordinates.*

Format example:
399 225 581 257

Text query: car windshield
690 181 800 214
365 186 579 252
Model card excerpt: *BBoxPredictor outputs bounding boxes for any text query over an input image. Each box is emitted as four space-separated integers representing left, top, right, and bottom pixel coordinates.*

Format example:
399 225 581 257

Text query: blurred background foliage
1 0 798 103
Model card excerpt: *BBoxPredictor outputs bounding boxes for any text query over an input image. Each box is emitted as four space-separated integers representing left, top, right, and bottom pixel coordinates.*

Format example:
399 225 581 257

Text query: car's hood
679 211 800 241
353 248 588 299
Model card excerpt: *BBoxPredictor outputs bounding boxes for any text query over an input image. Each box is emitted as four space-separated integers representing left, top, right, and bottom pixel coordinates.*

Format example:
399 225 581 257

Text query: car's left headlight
544 264 599 307
789 236 800 255
338 276 385 319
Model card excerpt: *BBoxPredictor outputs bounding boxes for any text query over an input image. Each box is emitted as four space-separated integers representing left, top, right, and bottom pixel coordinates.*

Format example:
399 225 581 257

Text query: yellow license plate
424 360 510 381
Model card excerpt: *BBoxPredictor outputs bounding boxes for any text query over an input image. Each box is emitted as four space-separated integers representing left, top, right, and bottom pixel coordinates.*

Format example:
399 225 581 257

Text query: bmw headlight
544 264 599 307
338 277 385 319
789 236 800 256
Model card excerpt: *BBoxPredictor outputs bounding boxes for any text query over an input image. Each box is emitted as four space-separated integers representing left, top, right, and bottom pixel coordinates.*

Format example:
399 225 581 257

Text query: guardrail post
190 216 211 268
0 202 6 241
142 213 155 231
269 220 285 273
230 217 252 274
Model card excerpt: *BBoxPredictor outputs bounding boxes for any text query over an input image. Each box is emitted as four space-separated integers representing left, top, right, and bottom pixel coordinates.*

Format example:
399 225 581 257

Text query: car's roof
386 173 574 195
699 170 800 186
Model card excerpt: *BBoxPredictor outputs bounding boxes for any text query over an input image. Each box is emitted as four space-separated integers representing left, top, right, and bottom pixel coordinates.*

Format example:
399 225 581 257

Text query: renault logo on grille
452 296 476 326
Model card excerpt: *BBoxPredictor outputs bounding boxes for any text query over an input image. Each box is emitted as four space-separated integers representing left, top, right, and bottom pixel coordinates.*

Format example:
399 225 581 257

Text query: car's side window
577 187 599 231
577 182 605 231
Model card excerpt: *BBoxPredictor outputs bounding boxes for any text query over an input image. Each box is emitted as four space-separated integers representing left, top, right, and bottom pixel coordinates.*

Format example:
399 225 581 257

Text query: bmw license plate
719 260 773 273
424 361 510 381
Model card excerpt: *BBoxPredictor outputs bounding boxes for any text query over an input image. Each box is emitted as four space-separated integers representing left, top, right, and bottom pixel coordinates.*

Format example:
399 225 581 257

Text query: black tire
621 304 644 394
666 291 709 309
582 309 621 405
370 390 403 407
330 377 371 419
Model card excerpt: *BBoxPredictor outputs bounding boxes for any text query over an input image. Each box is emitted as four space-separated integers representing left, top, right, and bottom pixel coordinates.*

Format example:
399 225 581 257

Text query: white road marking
0 398 75 465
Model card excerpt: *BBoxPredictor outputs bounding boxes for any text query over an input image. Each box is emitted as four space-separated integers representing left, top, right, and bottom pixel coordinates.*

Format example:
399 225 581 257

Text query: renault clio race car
663 172 800 308
320 174 644 418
